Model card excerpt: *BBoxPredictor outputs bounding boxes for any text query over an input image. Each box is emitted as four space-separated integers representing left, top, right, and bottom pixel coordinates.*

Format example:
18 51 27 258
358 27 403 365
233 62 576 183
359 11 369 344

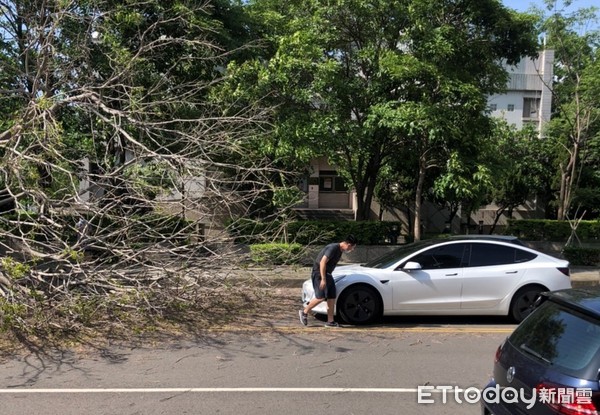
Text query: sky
502 0 599 13
501 0 599 32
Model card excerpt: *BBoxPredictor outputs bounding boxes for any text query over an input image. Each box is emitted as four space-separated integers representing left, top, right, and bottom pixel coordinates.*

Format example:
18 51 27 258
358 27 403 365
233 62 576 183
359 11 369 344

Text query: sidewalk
237 265 600 289
570 266 600 288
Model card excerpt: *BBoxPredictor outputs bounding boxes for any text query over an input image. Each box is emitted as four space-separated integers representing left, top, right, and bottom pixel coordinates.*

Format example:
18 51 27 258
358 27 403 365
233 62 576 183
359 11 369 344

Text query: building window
319 171 348 192
523 97 540 118
489 104 497 111
507 104 515 112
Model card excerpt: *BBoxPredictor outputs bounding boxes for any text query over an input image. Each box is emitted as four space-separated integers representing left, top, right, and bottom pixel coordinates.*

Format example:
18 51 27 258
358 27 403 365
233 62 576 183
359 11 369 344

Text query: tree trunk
557 140 578 220
490 205 506 235
557 169 569 220
356 186 376 220
353 157 381 221
355 184 369 221
413 159 427 241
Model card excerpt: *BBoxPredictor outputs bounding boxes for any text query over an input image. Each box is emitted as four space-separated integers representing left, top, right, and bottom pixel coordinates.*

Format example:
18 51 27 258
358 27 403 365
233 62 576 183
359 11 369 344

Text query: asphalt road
1 318 515 415
4 260 595 415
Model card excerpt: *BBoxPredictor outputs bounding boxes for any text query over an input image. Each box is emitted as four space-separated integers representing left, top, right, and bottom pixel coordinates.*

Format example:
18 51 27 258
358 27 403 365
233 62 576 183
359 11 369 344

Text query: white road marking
0 387 452 394
210 326 514 334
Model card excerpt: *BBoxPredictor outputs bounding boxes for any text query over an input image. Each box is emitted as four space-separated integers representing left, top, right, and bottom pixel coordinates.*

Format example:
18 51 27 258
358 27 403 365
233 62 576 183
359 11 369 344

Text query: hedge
562 247 600 266
507 219 600 241
227 218 404 246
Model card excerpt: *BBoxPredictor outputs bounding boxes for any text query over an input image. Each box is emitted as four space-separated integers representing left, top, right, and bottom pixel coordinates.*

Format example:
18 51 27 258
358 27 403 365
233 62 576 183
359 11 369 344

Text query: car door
460 242 532 310
391 243 466 311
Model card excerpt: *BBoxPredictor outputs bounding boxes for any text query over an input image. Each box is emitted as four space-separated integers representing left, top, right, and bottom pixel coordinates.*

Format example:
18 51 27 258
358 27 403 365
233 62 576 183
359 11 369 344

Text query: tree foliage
0 0 279 335
487 121 554 232
224 0 539 242
537 0 600 219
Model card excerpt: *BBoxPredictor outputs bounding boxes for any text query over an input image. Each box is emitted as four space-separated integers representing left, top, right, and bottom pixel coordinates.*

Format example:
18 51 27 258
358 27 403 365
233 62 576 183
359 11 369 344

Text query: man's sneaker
299 310 308 326
324 321 339 328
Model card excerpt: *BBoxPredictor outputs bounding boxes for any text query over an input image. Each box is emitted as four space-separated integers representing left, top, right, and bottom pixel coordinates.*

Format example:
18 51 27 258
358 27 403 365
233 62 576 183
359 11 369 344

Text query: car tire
510 285 545 323
337 284 382 325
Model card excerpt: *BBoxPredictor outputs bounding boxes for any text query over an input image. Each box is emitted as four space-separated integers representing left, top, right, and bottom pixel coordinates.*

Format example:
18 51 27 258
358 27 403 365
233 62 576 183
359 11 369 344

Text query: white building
488 49 554 134
468 49 555 233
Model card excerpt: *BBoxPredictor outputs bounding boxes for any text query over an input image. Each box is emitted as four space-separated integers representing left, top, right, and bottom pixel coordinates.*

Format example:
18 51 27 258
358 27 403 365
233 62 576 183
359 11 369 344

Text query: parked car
482 287 600 414
301 237 571 325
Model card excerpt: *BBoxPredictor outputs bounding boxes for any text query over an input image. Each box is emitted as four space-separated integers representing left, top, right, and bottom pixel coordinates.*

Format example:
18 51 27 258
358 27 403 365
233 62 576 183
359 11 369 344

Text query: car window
515 248 537 263
509 301 600 378
408 244 466 270
467 243 536 267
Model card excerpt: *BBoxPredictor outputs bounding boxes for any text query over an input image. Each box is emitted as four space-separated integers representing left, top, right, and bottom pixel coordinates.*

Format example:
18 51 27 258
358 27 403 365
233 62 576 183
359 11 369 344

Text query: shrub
562 247 600 266
507 219 600 241
228 218 404 246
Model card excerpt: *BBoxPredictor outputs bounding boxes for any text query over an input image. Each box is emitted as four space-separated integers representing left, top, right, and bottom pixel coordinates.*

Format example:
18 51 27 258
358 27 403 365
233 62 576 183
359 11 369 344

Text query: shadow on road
308 311 516 328
379 314 514 326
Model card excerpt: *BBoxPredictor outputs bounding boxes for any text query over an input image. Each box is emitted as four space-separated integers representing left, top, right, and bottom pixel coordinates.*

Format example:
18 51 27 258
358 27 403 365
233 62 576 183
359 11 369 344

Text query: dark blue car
482 287 600 414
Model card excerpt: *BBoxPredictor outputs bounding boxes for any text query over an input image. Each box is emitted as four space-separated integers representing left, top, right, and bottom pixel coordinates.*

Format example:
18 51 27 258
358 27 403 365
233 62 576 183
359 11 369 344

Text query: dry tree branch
0 0 286 337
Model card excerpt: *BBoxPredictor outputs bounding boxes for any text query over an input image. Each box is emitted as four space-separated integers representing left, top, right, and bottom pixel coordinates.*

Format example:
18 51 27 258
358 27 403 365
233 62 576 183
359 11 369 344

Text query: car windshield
509 300 600 378
363 240 438 269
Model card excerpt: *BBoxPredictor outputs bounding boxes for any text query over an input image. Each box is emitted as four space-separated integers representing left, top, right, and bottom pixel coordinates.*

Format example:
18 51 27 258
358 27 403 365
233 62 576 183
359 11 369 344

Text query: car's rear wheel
510 285 545 323
337 284 382 325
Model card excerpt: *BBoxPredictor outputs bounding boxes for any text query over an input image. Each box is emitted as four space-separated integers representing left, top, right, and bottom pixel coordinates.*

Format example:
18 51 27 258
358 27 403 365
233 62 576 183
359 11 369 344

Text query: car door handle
505 271 519 274
445 273 458 276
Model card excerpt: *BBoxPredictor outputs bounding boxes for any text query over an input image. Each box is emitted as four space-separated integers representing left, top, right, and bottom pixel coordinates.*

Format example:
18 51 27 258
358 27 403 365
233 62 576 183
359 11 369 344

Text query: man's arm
319 255 329 286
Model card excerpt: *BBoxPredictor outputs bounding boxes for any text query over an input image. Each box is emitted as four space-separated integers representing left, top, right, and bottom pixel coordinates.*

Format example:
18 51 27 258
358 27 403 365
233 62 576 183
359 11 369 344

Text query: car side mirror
403 261 422 271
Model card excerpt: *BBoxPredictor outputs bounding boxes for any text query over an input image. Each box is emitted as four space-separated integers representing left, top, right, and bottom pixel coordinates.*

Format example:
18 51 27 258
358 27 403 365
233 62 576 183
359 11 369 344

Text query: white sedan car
302 238 571 325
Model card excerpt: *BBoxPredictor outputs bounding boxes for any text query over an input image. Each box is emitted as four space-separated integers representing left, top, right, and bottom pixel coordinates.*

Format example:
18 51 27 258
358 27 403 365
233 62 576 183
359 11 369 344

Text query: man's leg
326 298 336 323
304 297 324 314
300 297 324 326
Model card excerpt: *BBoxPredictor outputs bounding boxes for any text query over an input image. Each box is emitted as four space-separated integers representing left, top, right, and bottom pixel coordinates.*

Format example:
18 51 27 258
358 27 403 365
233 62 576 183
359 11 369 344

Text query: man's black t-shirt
311 242 342 278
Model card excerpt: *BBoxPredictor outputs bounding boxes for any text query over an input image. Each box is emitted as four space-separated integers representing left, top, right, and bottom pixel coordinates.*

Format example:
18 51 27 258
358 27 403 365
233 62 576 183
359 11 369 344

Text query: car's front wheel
510 285 545 323
337 284 382 325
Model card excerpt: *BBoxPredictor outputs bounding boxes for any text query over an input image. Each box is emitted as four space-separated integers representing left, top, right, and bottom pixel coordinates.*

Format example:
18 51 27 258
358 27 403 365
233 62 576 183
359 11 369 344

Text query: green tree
432 149 493 232
224 0 539 241
575 124 600 216
537 0 600 220
371 1 539 240
486 121 554 233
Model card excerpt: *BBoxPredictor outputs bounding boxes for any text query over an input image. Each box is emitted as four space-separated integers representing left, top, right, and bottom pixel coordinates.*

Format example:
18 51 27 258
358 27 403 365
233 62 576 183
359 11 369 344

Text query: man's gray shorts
312 273 337 299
